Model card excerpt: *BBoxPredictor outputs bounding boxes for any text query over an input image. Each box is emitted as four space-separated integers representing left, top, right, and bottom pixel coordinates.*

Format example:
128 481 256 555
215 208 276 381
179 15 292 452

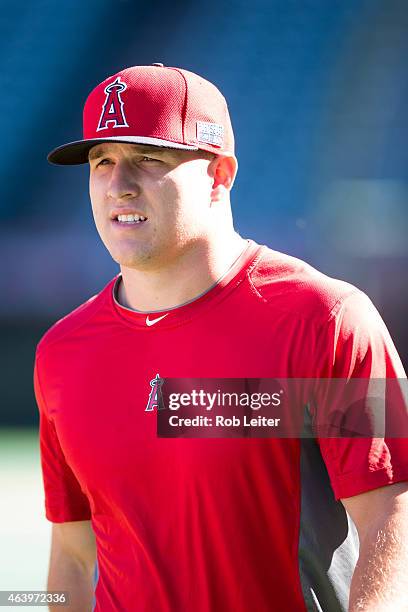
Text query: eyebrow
88 144 171 161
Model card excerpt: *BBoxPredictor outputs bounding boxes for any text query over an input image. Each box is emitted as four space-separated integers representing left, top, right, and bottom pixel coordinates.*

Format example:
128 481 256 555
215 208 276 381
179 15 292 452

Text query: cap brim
47 136 199 165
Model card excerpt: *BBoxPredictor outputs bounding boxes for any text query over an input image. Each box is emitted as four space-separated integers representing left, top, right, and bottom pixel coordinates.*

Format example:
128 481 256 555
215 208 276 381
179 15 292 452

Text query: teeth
117 214 146 223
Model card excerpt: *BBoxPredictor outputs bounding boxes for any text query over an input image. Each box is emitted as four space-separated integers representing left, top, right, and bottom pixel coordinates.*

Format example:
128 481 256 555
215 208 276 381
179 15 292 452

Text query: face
89 142 217 270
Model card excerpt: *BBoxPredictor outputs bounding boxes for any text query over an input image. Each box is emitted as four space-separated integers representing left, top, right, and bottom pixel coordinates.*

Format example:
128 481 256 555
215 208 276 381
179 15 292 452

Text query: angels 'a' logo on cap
97 77 129 131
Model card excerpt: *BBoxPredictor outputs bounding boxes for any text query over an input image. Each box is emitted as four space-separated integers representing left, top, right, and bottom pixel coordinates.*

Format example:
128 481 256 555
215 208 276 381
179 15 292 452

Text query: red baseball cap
48 63 235 165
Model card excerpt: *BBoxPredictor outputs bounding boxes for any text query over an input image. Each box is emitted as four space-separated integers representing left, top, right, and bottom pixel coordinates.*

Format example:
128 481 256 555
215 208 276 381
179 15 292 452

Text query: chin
106 238 181 271
109 247 158 270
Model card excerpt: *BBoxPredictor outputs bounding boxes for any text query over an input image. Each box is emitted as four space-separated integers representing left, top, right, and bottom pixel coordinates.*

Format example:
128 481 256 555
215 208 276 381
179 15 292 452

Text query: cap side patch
196 121 224 147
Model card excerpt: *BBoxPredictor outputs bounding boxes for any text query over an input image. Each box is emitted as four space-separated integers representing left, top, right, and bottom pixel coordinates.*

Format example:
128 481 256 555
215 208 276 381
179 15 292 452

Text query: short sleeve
316 291 408 500
34 355 91 522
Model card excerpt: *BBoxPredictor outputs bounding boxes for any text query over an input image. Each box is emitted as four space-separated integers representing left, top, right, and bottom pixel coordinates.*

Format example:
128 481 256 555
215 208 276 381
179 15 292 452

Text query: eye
97 158 112 166
140 156 160 163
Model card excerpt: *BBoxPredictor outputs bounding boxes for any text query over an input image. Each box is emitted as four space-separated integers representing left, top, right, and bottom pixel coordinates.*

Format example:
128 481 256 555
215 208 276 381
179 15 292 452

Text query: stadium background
0 0 407 601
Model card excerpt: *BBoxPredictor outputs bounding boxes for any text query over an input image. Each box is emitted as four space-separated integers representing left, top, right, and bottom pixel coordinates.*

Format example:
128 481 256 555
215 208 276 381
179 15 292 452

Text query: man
35 64 408 611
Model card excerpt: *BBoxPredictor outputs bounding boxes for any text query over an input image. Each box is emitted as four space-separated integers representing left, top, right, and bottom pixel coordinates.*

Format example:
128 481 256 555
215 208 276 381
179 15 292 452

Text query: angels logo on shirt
97 77 129 131
145 373 164 412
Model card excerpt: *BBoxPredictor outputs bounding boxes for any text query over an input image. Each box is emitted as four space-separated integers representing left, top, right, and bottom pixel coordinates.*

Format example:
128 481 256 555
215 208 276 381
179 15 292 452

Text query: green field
0 429 50 610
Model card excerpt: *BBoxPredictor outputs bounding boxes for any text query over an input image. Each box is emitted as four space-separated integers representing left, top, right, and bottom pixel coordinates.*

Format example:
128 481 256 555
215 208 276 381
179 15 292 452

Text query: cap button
151 62 164 67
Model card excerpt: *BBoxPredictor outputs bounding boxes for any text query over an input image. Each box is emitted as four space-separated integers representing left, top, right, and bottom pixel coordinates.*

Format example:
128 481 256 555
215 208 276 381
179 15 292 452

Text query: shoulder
36 276 117 357
249 244 363 324
248 245 405 376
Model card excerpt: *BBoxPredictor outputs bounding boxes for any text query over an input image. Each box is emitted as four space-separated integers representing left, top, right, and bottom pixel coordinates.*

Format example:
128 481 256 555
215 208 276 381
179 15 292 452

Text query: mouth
111 213 148 227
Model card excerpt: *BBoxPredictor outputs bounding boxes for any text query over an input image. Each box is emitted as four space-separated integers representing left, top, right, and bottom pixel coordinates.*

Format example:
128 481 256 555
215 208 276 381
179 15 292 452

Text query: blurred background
1 0 407 598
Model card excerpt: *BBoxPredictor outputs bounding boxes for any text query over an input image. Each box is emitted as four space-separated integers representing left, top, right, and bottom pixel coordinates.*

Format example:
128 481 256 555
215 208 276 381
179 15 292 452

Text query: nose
107 160 140 201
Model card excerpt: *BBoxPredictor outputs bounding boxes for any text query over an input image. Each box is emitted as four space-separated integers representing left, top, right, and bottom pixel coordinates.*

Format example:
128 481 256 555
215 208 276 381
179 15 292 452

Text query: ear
210 155 238 195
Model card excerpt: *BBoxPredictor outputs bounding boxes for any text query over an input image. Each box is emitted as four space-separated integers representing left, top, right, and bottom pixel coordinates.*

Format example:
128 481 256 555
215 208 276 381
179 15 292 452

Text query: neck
117 232 248 312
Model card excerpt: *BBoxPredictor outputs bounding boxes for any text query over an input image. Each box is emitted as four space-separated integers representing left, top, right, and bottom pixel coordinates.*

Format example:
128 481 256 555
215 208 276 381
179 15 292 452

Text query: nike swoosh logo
146 313 169 327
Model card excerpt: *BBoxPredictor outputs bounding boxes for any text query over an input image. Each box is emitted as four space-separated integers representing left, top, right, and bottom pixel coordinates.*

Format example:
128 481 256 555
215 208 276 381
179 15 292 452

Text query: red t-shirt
34 240 407 612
